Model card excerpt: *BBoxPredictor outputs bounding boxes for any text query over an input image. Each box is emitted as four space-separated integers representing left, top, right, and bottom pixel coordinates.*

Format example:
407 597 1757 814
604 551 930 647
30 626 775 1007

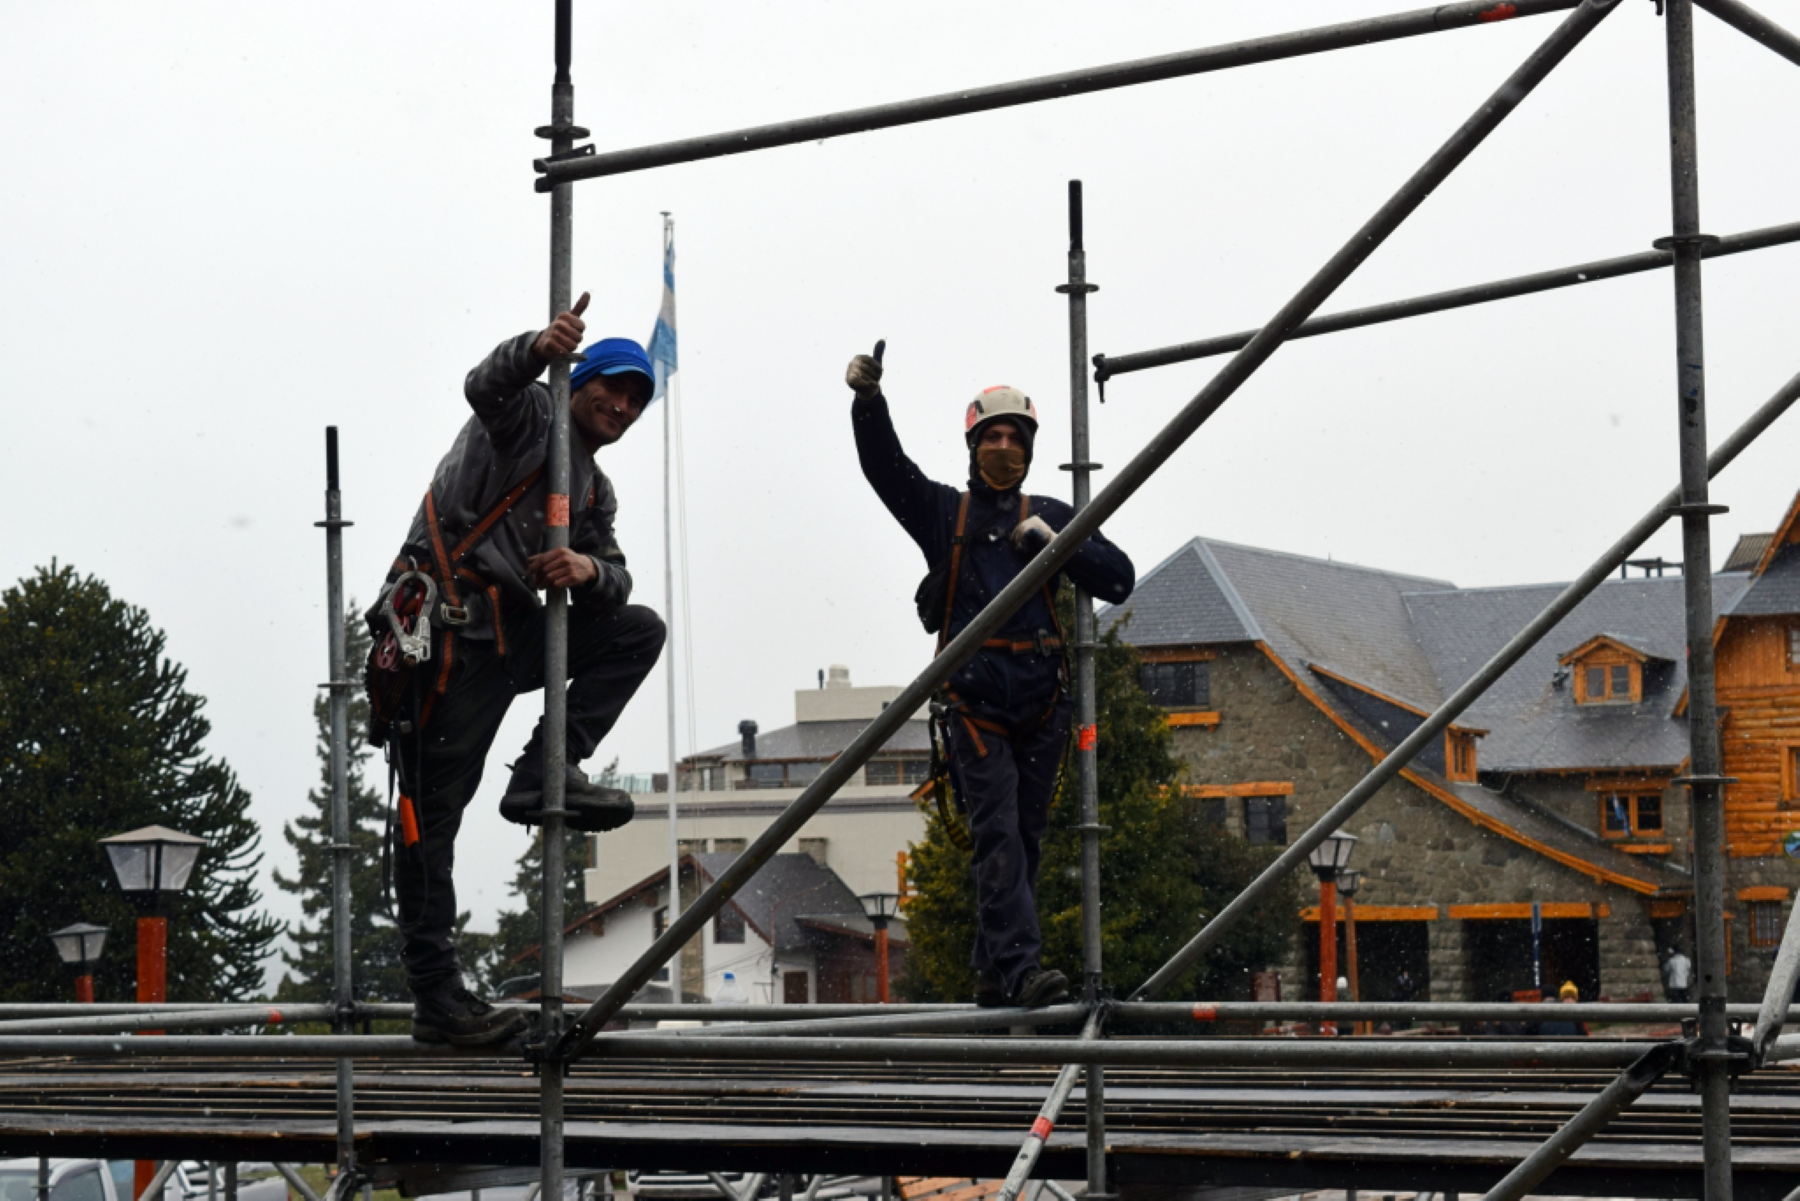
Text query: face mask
977 446 1027 491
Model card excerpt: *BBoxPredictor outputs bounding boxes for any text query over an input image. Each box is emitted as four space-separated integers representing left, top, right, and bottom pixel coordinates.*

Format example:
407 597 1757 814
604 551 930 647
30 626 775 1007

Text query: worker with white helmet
845 345 1135 1009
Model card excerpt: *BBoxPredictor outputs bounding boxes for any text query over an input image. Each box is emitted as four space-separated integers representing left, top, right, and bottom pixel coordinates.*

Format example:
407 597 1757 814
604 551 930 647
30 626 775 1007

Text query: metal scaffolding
15 1 1800 1199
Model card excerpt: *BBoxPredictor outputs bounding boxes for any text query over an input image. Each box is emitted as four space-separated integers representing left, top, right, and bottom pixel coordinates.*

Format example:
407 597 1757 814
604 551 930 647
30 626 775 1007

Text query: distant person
1537 980 1590 1037
1663 946 1693 1004
364 295 667 1046
845 346 1135 1009
1391 968 1417 1030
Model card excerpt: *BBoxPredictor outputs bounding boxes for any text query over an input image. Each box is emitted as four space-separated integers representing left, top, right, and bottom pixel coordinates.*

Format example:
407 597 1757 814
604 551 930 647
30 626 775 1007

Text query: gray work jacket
378 330 632 642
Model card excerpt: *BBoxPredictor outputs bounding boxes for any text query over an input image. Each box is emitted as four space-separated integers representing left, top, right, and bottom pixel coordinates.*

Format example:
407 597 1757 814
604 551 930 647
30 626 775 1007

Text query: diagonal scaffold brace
551 0 1627 1068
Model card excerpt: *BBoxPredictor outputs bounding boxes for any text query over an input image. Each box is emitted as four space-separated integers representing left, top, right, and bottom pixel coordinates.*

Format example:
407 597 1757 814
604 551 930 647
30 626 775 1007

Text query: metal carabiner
385 570 439 666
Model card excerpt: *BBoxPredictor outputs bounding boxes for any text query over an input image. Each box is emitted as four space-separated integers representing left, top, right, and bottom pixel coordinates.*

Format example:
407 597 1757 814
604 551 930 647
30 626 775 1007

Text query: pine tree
900 591 1297 1002
0 564 281 1003
272 610 409 1004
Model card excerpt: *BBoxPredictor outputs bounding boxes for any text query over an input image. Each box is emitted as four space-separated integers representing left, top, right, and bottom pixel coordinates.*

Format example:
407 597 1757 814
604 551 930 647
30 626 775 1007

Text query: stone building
1104 490 1800 1004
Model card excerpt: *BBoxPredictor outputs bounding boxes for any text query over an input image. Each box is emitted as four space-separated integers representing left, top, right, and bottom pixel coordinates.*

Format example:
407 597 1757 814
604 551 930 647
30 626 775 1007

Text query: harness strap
448 465 548 562
982 636 1065 654
936 493 971 655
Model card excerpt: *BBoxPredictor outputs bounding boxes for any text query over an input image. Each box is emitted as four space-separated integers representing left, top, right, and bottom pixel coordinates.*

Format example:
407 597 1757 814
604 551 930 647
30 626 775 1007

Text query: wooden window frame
1571 652 1642 705
1446 730 1478 782
1598 792 1663 839
1784 744 1800 803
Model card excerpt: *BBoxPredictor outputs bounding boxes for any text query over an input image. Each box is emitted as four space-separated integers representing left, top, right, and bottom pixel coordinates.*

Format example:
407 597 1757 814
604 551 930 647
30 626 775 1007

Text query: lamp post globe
99 825 205 1007
48 922 107 1003
858 893 902 1003
1306 830 1357 1027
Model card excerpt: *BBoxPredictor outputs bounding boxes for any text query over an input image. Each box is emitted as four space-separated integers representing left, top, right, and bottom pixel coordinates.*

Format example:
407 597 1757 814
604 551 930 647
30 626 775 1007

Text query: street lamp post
48 923 107 1003
859 892 901 1004
99 824 204 1201
1338 869 1364 1035
100 826 205 1004
1306 831 1357 1036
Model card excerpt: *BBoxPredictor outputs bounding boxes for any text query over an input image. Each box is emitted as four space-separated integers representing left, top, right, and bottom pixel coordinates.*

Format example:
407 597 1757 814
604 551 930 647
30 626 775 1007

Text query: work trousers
391 601 666 995
946 697 1072 994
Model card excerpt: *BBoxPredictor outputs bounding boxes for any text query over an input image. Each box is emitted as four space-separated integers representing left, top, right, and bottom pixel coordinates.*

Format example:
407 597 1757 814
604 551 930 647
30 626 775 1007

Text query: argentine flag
648 221 678 404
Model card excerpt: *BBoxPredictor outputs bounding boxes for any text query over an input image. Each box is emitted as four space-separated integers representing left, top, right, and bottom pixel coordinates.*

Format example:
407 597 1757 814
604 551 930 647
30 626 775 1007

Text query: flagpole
660 212 683 1005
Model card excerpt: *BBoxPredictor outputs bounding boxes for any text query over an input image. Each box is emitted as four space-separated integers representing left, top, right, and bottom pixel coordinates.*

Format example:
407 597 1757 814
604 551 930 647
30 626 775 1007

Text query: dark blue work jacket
852 394 1136 719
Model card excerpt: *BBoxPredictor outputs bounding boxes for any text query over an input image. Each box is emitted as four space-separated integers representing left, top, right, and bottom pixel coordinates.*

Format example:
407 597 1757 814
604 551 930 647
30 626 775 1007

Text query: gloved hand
1010 514 1056 555
845 352 883 401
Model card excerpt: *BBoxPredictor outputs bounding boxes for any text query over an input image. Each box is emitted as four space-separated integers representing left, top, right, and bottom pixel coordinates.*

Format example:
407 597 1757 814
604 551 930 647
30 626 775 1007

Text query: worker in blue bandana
365 293 666 1046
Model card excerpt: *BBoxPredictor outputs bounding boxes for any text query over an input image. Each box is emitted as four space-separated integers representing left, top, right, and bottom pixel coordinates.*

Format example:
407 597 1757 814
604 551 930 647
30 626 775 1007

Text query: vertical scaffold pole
1662 2 1733 1196
319 428 355 1180
540 1 576 1198
1056 179 1107 1199
663 214 682 1006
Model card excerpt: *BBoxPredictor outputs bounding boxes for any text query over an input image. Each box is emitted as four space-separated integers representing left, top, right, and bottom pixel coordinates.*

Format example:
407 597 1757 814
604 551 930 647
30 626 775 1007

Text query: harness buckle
438 603 471 627
1034 628 1055 657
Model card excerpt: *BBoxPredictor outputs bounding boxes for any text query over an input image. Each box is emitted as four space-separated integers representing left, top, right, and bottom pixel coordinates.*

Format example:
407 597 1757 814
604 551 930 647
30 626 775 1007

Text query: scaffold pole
318 426 356 1179
539 1 577 1199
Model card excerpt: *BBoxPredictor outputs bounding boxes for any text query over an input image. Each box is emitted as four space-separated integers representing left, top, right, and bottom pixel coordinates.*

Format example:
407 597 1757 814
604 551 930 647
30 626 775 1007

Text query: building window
1245 796 1287 846
653 907 668 939
1579 662 1635 703
1446 731 1478 782
1789 625 1799 670
1600 793 1663 838
1750 900 1785 949
866 759 930 786
1193 798 1227 829
712 837 747 855
1140 661 1210 709
747 762 786 788
714 905 745 944
799 837 829 865
1785 746 1800 802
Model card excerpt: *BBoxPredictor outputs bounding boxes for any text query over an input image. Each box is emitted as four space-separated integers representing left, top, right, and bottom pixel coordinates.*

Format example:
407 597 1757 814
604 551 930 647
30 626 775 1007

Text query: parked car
0 1159 118 1201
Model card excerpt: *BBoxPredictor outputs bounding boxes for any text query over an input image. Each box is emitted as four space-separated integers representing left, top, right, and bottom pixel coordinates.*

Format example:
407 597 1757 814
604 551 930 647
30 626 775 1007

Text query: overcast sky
4 1 1798 992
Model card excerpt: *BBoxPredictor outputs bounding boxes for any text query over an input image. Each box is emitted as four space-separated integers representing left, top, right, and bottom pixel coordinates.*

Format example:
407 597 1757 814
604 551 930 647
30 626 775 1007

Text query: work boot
1010 967 1070 1009
411 980 529 1047
973 971 1008 1009
501 763 635 833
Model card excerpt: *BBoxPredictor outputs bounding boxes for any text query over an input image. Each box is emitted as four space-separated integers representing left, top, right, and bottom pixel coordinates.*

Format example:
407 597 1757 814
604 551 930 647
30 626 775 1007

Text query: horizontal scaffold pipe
1131 361 1800 1003
349 1002 974 1023
557 0 1621 1066
0 1004 338 1036
532 0 1580 189
1117 1001 1797 1023
646 1002 1090 1040
0 1032 1667 1068
1095 217 1800 378
1696 0 1800 68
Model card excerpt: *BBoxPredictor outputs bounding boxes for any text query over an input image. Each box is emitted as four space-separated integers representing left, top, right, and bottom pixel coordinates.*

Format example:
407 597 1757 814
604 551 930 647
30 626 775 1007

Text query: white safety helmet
964 385 1040 447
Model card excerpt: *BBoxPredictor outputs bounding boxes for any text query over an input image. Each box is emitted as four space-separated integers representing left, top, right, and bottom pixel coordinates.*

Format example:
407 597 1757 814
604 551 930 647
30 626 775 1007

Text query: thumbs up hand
534 291 591 362
845 339 885 401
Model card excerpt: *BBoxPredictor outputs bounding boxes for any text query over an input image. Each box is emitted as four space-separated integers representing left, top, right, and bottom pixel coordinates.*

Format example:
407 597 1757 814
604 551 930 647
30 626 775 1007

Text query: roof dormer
1558 634 1660 705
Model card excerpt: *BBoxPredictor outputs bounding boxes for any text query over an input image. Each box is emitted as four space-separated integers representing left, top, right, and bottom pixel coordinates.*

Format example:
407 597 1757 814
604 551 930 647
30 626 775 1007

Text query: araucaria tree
902 595 1297 1002
0 565 280 1003
273 611 409 1004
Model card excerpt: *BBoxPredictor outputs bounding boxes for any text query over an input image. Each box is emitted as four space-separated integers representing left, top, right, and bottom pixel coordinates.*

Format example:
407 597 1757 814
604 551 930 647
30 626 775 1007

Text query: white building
585 666 930 916
562 852 906 1005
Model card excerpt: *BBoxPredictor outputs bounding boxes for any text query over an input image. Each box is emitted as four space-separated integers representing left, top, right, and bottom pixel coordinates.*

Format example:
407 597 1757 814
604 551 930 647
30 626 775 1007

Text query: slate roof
1444 781 1690 890
1722 533 1773 573
1107 538 1451 709
1108 536 1756 777
691 718 930 764
1406 574 1747 773
1728 541 1800 618
691 852 870 953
